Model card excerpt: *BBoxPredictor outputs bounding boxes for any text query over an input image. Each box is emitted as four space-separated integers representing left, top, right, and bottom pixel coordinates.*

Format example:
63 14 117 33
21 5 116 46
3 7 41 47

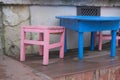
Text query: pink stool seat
20 26 65 65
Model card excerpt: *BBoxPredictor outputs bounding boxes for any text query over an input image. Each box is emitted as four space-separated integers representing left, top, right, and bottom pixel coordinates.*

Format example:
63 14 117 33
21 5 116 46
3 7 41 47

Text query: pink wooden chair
20 26 65 65
95 31 120 51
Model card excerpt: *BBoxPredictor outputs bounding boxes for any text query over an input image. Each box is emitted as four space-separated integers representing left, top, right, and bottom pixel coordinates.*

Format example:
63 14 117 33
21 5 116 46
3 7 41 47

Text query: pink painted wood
95 31 120 51
20 26 65 65
39 33 43 55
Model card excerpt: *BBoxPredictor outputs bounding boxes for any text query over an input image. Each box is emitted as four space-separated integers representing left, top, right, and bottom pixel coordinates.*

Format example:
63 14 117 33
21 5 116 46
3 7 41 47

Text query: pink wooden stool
20 26 65 65
95 31 120 51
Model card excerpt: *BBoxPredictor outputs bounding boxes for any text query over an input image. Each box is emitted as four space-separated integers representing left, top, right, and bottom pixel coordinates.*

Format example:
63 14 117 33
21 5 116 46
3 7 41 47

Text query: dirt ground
0 55 51 80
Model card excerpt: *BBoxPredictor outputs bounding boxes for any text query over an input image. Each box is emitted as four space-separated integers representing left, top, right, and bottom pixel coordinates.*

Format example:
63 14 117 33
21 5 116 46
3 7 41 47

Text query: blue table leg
64 29 67 53
90 32 95 50
78 32 84 59
111 30 117 57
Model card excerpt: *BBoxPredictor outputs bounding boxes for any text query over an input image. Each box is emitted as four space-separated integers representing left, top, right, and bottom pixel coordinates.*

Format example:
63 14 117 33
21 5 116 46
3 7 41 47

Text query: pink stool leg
20 28 26 61
116 38 119 47
98 31 103 51
116 30 120 47
59 31 64 58
43 31 49 65
39 33 43 55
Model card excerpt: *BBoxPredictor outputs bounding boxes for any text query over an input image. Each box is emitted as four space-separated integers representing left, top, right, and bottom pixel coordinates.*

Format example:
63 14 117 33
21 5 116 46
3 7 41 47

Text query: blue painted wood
59 18 119 32
111 30 117 57
57 16 120 21
78 32 84 59
79 21 118 32
60 19 79 32
90 32 95 50
64 30 67 53
57 16 120 59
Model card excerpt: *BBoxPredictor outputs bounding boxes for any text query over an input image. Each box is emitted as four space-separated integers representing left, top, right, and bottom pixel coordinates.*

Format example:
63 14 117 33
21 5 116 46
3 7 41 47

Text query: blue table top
56 16 120 21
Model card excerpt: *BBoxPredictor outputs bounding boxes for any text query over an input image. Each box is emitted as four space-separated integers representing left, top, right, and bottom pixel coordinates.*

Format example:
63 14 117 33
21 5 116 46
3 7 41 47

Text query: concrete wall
1 0 120 6
30 6 91 50
2 5 78 56
2 5 91 56
30 6 78 52
101 7 120 16
0 6 3 55
1 5 120 56
2 6 30 56
100 7 120 34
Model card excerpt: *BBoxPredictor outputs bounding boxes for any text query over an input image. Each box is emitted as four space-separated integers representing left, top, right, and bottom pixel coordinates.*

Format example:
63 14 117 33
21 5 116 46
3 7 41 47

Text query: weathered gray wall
1 1 120 56
0 6 3 54
1 0 120 6
2 6 30 56
30 6 77 53
1 5 77 56
1 5 90 56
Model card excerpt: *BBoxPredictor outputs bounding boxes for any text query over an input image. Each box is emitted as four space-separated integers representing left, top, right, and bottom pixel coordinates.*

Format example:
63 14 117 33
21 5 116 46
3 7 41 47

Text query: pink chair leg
39 33 43 55
116 30 120 47
59 31 64 58
116 39 119 47
43 32 49 65
20 28 26 61
98 31 103 51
